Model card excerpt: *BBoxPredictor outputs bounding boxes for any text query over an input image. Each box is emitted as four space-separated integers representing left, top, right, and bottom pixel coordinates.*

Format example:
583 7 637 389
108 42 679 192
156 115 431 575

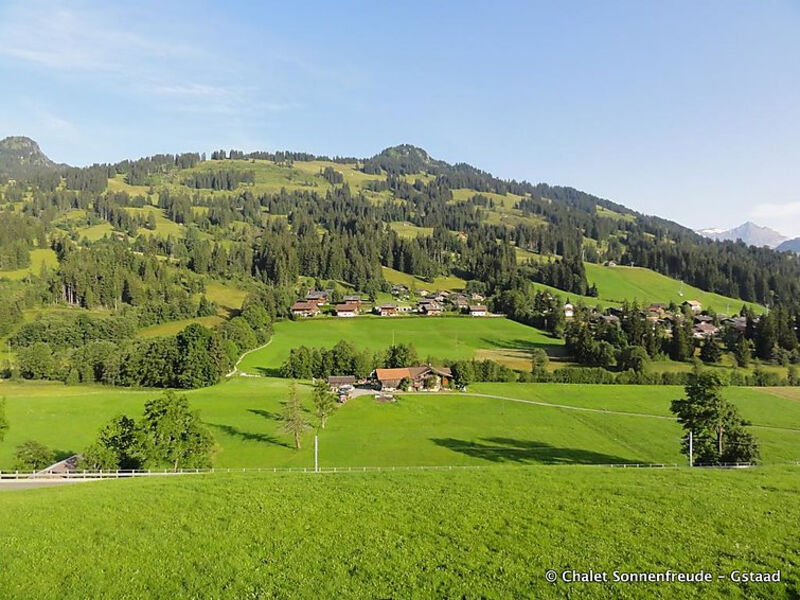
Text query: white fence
2 461 790 480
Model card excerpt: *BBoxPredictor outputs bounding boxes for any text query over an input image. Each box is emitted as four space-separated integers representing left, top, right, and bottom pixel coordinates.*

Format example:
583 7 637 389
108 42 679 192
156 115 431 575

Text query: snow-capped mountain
696 221 787 248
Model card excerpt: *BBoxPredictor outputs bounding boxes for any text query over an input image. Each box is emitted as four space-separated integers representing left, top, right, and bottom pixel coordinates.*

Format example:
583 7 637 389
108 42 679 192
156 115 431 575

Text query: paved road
0 479 92 491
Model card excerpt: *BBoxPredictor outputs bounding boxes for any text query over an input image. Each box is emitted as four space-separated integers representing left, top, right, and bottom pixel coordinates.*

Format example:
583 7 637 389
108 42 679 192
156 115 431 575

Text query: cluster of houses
326 364 454 401
291 290 365 318
564 297 746 340
290 287 490 318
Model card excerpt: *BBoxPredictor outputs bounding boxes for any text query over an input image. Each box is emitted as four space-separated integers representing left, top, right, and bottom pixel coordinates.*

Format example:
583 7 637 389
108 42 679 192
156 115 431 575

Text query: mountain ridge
696 221 786 248
0 135 62 179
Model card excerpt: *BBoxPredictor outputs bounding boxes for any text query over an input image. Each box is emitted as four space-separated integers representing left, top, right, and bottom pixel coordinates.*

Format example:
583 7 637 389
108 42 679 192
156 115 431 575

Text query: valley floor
2 378 800 470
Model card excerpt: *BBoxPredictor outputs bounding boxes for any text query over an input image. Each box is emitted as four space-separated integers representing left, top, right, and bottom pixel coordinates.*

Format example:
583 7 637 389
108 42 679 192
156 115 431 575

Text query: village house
418 300 442 316
725 316 748 334
469 305 488 317
372 365 453 391
683 300 702 314
692 322 719 339
291 301 320 317
648 302 667 315
450 294 469 310
306 290 329 305
343 295 363 306
563 303 574 318
334 302 359 317
327 375 356 388
470 293 486 302
397 304 414 313
390 284 409 298
327 375 356 402
375 304 398 317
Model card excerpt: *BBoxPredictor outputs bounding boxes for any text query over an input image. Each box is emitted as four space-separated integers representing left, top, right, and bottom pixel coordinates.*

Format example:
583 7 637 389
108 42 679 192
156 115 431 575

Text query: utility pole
688 430 693 467
314 435 319 473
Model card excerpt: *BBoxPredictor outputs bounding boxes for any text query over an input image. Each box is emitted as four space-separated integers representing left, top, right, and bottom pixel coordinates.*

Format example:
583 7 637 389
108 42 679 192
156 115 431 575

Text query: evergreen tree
671 370 760 465
699 337 722 363
311 379 337 429
281 382 310 449
0 397 7 443
733 337 751 368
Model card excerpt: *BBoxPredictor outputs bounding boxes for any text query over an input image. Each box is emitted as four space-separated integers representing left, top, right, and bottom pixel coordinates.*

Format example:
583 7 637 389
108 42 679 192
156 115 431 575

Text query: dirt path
226 339 272 378
403 391 674 420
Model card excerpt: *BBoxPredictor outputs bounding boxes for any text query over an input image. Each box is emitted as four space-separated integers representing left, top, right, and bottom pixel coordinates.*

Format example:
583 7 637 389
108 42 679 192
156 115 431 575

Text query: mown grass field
585 263 763 313
2 378 799 470
0 466 797 599
237 315 564 375
380 265 467 291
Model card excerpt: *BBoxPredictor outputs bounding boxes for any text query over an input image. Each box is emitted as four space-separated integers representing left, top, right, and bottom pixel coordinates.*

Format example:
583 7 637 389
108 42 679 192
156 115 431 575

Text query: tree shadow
52 449 77 462
479 337 565 354
430 437 639 465
208 423 292 449
247 408 282 421
254 366 282 377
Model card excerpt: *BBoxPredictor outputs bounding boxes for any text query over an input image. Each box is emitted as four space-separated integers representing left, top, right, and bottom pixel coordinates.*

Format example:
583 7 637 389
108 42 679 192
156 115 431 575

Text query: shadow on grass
254 366 283 377
208 423 292 449
247 408 282 421
53 449 77 462
430 437 638 465
479 337 566 355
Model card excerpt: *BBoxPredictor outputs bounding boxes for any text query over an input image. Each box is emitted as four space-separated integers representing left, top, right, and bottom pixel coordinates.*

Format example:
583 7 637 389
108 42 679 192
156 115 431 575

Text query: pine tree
281 382 310 449
699 337 722 363
312 380 337 429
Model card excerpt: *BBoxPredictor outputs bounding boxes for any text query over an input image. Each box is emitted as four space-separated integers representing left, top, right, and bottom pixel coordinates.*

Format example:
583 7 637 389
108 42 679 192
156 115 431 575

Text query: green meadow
0 466 797 599
380 265 467 291
2 378 799 470
237 314 564 375
585 263 763 313
0 248 57 280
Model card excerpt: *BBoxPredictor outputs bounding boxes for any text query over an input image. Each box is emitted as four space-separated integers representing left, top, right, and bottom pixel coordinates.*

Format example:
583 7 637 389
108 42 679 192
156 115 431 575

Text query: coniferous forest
3 138 800 389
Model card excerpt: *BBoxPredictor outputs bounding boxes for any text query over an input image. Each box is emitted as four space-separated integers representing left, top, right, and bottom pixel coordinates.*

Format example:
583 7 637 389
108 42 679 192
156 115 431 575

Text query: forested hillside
3 137 800 388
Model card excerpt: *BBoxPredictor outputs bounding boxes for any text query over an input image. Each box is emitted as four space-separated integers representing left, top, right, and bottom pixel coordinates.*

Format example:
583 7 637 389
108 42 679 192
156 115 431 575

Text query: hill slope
0 136 58 179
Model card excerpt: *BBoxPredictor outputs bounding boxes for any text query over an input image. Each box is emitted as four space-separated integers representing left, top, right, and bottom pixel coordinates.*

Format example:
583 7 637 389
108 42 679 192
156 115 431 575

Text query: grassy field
2 378 799 470
0 248 58 280
76 222 114 241
136 315 225 338
381 265 466 291
585 263 763 313
0 466 797 599
237 315 564 375
389 221 433 238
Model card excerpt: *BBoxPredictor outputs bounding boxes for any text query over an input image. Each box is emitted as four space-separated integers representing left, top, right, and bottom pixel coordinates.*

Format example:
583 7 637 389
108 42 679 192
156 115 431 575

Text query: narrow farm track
405 391 800 433
226 339 273 378
405 391 675 420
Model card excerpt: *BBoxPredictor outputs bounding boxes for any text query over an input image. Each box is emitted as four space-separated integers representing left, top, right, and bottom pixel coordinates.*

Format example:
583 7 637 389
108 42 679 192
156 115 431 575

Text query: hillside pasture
237 315 564 375
0 248 57 280
585 263 763 313
381 266 466 291
389 221 433 238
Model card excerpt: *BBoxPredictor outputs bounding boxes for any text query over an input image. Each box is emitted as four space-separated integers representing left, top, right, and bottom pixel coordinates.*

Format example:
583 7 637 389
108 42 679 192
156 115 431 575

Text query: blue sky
1 1 799 234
